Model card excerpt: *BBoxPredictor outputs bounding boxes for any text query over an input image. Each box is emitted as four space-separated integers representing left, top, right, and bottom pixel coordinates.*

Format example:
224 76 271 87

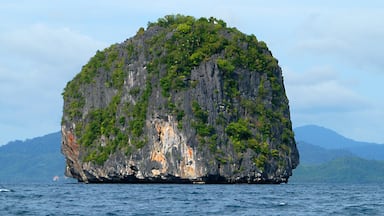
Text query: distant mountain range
0 132 68 183
1 125 383 183
291 157 384 183
295 125 384 160
291 125 384 183
296 141 354 165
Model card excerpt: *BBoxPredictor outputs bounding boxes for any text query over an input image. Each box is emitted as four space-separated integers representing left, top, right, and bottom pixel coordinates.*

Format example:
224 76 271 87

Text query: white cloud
0 24 106 145
285 66 368 113
0 23 106 68
293 8 384 73
0 24 106 104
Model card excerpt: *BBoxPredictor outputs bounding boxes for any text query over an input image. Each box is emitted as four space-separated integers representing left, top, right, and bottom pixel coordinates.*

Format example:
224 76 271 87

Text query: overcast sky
1 1 383 145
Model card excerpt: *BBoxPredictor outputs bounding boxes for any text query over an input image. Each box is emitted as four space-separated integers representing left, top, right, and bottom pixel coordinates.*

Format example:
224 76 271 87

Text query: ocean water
1 183 383 215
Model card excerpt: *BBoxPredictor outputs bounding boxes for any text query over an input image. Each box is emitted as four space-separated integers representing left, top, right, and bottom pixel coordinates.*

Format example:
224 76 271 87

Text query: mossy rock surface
61 15 299 184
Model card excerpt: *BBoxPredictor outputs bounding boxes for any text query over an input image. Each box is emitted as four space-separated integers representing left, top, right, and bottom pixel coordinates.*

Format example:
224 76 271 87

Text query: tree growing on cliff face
226 119 252 141
61 15 299 184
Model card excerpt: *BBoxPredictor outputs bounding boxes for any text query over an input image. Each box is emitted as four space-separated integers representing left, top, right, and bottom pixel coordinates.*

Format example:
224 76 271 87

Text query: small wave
342 204 378 215
0 188 12 192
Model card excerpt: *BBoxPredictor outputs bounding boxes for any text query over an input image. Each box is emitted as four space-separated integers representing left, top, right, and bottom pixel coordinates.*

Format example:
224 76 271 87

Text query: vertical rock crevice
61 15 299 184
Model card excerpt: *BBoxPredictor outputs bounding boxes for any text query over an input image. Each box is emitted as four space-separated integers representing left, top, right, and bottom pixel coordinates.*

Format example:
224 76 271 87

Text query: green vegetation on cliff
62 14 296 171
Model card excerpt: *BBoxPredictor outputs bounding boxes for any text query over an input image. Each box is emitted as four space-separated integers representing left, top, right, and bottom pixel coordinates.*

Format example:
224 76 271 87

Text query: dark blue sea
1 183 383 215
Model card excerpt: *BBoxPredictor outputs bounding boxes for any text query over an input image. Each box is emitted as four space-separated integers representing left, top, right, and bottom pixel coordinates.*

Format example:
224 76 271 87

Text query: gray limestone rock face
61 15 299 184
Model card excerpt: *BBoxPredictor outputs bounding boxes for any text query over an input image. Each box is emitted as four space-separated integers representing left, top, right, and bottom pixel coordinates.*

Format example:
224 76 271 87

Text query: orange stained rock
180 146 197 178
160 124 175 142
150 151 167 173
185 165 195 177
187 146 193 159
151 151 166 163
64 130 79 157
67 132 75 144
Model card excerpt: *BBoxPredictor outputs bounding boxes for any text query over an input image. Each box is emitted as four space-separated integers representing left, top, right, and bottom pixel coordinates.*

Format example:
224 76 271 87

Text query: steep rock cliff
61 15 299 183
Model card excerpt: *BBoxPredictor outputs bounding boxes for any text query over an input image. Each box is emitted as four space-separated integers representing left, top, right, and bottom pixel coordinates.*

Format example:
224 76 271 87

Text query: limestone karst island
61 15 299 184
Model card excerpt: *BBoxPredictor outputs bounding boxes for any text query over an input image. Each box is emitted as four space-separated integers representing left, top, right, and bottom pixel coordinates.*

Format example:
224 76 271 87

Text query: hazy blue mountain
0 132 67 183
297 141 355 165
1 132 60 154
294 125 384 160
290 157 384 183
295 125 363 149
348 145 384 161
292 125 384 183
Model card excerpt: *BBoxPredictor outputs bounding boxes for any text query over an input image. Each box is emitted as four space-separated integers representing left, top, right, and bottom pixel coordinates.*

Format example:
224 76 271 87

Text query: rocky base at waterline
61 15 299 184
76 174 289 184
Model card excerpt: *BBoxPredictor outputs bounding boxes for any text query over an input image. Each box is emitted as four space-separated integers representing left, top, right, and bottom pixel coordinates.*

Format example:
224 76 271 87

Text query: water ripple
0 183 383 215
